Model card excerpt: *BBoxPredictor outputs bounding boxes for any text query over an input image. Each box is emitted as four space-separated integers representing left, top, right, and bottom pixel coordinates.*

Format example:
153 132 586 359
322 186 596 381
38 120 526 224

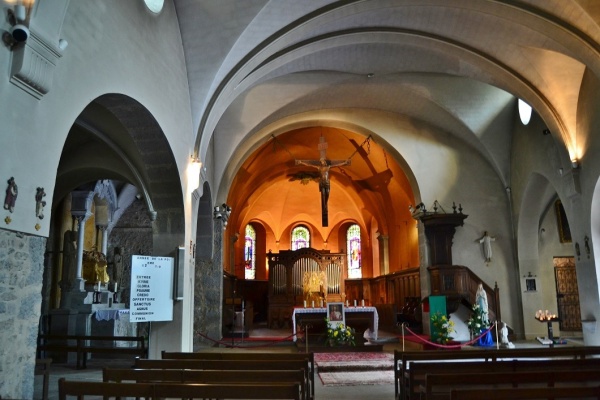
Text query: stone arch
46 93 185 352
517 172 567 339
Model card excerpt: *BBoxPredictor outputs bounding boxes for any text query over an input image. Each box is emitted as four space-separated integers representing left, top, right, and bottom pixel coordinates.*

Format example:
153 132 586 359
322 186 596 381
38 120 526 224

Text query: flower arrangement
325 318 356 346
466 304 490 336
430 312 455 344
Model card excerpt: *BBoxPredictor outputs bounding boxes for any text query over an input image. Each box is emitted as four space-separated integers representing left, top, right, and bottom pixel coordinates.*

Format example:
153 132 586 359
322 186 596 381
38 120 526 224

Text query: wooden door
554 257 582 332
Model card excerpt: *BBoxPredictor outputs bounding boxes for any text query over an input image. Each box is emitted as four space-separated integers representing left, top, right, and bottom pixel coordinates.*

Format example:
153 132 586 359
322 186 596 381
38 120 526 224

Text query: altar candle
346 300 349 307
97 281 100 291
320 300 323 308
304 300 307 308
361 299 365 307
312 300 315 308
114 282 117 292
354 300 357 307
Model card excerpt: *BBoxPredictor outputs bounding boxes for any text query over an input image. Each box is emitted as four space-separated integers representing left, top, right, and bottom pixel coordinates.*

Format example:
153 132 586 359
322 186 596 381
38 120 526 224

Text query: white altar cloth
95 309 129 321
292 306 379 342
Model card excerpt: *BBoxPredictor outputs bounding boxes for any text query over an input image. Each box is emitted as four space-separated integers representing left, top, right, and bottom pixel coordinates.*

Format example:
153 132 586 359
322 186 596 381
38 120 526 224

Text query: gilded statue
82 248 110 284
302 270 326 303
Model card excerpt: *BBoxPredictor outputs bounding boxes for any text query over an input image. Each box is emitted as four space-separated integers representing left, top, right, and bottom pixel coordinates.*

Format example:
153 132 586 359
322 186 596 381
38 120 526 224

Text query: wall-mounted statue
4 177 18 213
478 231 496 263
35 187 46 219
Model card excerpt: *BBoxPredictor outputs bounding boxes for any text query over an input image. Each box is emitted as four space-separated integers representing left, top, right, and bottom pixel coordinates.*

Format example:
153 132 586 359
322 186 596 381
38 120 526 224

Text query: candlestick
312 300 315 308
346 300 349 307
303 300 307 308
354 300 357 307
97 281 100 291
320 300 323 308
114 282 117 292
361 299 365 307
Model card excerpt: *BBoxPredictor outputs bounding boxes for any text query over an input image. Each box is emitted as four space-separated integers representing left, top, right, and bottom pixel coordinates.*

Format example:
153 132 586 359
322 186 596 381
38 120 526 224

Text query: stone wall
0 229 46 399
107 199 153 338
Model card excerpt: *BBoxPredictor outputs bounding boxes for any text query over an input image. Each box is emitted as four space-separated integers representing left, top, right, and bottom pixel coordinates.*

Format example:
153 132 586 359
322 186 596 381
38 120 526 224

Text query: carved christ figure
296 136 350 227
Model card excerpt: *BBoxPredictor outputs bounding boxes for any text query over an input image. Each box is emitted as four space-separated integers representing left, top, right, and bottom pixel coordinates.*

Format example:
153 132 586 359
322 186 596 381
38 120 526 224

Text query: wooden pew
35 358 51 400
103 368 308 400
161 350 315 400
394 346 600 399
405 358 600 400
423 369 600 400
58 378 302 399
450 386 600 399
136 358 310 399
37 334 147 369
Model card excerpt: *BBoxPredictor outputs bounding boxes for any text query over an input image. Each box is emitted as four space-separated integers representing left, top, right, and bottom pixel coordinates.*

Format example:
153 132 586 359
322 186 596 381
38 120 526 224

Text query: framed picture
525 277 537 292
327 302 345 327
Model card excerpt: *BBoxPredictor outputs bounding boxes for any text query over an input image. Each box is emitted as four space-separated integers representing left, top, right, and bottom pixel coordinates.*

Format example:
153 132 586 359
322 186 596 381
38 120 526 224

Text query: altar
292 306 379 342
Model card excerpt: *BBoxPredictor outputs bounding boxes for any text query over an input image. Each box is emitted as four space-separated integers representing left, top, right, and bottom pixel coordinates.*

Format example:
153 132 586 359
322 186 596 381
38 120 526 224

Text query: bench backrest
59 379 302 400
450 385 600 399
425 369 600 400
394 347 600 398
160 350 314 398
103 368 307 400
406 358 600 400
135 358 307 370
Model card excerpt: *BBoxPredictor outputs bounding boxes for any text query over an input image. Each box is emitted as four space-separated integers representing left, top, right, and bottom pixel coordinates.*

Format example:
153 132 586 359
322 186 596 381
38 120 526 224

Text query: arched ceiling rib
183 1 598 160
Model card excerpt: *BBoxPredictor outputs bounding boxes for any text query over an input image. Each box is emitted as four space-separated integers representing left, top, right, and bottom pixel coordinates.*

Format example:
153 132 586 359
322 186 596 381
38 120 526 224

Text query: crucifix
296 136 351 227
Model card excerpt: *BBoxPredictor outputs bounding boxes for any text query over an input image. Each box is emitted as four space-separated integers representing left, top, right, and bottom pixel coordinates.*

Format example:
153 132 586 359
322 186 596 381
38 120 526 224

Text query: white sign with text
130 255 174 322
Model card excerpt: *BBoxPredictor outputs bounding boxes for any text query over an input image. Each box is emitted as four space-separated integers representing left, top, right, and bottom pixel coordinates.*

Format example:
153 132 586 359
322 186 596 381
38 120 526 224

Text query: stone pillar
73 215 88 291
377 233 390 275
98 225 108 255
70 191 94 291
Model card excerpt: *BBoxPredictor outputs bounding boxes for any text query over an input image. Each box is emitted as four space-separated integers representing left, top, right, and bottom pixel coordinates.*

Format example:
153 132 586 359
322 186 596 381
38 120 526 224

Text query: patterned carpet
315 352 395 386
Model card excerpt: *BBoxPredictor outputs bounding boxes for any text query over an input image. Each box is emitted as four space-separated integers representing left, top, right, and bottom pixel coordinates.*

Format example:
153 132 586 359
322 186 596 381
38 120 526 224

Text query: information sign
130 255 174 322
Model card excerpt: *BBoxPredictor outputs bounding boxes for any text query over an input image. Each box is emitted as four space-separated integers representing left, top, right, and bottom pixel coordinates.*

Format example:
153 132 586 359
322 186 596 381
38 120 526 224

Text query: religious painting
525 277 537 292
555 199 572 243
327 302 345 327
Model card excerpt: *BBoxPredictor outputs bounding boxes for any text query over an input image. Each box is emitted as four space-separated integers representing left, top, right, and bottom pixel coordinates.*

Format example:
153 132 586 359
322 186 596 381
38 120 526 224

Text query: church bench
405 358 600 400
394 346 600 399
135 358 311 399
449 386 600 399
35 358 51 400
103 367 308 400
37 334 147 369
161 350 315 400
58 378 303 399
421 369 600 400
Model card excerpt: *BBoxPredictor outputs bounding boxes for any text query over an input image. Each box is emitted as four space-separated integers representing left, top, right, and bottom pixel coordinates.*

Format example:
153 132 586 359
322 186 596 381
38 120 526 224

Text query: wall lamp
214 203 232 227
2 5 29 47
571 159 580 169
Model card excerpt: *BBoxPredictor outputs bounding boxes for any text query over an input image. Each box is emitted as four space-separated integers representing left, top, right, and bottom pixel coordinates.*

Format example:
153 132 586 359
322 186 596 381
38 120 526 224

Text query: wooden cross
295 136 350 227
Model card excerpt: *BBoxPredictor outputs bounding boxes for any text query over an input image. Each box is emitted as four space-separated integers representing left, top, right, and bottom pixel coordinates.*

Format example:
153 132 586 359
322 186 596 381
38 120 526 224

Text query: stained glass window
291 225 310 250
244 224 256 279
347 224 362 279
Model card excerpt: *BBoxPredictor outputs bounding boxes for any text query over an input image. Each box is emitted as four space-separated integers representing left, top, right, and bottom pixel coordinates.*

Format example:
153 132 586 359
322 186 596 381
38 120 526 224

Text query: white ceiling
171 0 600 196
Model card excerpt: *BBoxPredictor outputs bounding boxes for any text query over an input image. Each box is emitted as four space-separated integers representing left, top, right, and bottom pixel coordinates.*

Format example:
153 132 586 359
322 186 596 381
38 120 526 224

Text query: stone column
98 225 108 255
377 233 390 275
73 215 89 291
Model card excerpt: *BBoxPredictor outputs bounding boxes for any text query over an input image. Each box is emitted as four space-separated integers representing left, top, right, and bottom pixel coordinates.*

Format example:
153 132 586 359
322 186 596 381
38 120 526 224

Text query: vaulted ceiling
168 1 600 254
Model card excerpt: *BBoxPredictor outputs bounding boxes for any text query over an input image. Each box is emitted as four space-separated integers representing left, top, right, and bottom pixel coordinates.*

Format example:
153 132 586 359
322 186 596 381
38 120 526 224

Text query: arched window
291 225 310 250
347 224 362 279
244 224 256 279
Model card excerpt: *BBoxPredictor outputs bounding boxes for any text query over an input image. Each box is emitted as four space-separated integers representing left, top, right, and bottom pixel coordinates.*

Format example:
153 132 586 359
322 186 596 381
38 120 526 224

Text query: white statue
500 322 515 348
476 283 489 324
479 231 495 263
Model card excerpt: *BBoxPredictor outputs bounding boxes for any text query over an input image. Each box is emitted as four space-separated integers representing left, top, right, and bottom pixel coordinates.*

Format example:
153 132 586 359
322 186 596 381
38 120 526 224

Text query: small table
535 317 560 346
